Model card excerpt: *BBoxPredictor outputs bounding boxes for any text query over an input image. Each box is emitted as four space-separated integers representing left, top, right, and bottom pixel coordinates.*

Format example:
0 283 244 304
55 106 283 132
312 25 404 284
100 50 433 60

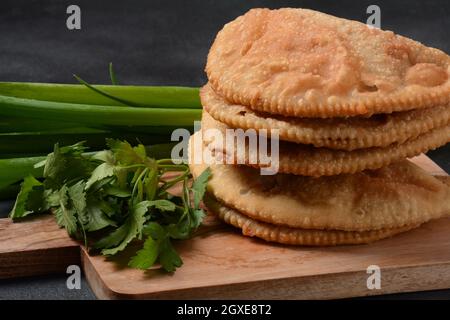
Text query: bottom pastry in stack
189 134 450 245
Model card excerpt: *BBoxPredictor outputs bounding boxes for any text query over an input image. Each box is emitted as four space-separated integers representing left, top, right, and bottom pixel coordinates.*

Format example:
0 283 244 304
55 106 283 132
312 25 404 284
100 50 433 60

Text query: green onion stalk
0 82 201 109
0 68 201 199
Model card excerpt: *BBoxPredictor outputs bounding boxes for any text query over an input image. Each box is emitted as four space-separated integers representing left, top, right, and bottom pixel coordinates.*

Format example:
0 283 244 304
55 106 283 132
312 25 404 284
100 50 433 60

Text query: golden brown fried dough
201 84 450 150
202 110 450 176
189 146 450 231
206 8 450 118
204 194 420 245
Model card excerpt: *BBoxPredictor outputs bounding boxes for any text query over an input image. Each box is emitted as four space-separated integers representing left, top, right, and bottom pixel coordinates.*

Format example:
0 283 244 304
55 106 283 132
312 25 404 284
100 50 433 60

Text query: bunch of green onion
0 65 202 199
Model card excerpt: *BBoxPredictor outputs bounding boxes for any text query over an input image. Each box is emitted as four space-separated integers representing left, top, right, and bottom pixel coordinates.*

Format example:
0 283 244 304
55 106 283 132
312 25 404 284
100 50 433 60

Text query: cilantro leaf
132 223 183 272
103 185 131 198
143 222 166 239
85 162 115 190
44 143 91 188
43 189 62 209
145 200 176 212
128 236 159 269
159 238 183 272
143 168 158 201
107 139 146 165
190 208 206 229
9 140 211 274
166 224 187 239
9 175 43 219
86 176 115 194
68 181 87 222
97 200 175 255
94 221 129 249
96 200 148 255
85 202 116 232
91 150 114 163
191 168 211 209
54 185 78 235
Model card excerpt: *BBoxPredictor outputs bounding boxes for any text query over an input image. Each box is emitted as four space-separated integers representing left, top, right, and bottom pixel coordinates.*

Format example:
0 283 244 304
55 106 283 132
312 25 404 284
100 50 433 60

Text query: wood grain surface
1 154 449 299
82 154 450 299
82 217 450 299
0 215 79 279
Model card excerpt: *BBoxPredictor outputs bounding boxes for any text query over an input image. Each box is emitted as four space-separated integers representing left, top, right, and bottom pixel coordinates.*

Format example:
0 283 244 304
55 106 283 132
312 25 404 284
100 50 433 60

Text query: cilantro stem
178 177 191 223
159 170 190 193
157 159 176 164
117 164 147 169
132 168 148 199
158 164 188 171
8 138 211 273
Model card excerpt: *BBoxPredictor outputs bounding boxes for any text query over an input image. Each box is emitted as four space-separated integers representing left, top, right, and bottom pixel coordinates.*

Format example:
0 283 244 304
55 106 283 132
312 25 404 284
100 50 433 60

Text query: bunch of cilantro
9 139 210 272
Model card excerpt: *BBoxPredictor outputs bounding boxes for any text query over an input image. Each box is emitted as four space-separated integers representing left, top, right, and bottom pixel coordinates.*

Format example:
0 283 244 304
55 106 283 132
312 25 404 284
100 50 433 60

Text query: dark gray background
0 0 449 300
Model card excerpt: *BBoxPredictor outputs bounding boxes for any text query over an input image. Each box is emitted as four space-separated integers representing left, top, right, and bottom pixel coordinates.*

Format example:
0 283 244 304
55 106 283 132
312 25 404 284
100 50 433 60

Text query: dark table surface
0 0 449 300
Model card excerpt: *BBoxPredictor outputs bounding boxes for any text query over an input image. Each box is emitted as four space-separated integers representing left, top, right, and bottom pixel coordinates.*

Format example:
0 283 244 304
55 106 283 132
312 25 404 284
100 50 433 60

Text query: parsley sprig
10 140 211 272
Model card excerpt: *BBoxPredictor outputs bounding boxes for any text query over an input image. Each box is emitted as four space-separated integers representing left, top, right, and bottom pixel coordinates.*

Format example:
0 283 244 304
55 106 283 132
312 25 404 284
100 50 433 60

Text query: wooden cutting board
1 154 450 299
0 215 79 279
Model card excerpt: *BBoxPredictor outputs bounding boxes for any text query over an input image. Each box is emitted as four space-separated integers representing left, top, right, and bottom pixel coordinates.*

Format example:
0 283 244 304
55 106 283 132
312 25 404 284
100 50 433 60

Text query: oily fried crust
201 84 450 150
204 194 420 246
189 138 450 231
207 8 450 118
202 110 450 176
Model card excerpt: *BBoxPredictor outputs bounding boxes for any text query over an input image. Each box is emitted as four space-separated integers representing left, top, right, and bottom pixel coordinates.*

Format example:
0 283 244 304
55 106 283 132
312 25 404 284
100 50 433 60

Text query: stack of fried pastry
189 8 450 245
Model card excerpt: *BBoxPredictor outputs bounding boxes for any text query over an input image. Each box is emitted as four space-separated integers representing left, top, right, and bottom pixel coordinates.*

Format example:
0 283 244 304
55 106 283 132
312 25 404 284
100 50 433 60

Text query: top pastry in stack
189 8 450 245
